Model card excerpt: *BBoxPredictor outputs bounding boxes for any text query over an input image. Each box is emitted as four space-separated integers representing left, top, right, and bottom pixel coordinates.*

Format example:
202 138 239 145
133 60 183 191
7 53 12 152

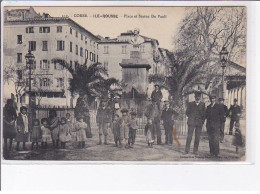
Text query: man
161 101 178 145
228 98 241 135
151 84 163 110
205 95 224 157
96 101 111 145
218 98 228 142
184 92 205 155
145 100 162 145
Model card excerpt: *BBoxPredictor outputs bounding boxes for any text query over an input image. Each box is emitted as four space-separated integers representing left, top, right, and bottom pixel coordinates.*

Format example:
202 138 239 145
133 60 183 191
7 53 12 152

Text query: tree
3 59 27 107
150 7 246 112
51 59 119 105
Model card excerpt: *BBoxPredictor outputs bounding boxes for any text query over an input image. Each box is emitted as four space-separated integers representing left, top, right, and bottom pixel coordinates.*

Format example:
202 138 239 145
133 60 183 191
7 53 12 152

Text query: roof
98 31 159 45
4 16 100 41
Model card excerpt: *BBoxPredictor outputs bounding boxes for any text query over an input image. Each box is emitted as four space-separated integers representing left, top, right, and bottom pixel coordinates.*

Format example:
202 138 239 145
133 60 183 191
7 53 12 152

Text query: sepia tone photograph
2 6 246 162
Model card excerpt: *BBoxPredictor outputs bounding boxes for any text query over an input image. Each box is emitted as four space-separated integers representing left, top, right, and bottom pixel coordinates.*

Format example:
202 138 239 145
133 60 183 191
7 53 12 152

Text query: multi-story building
3 7 99 108
98 30 171 81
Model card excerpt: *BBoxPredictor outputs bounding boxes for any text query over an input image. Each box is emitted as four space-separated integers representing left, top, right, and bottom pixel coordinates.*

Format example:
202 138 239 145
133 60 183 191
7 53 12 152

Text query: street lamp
25 50 35 129
219 46 229 100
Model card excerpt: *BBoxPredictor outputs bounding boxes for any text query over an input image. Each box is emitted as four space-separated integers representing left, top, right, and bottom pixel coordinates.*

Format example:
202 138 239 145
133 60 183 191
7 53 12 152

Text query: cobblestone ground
4 118 245 162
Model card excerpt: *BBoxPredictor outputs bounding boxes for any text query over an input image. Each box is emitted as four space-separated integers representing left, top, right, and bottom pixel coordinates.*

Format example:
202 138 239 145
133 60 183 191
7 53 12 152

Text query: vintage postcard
1 5 246 162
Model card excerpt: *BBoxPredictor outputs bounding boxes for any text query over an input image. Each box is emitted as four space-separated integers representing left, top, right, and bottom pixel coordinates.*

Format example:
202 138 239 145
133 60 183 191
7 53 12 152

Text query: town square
2 6 246 161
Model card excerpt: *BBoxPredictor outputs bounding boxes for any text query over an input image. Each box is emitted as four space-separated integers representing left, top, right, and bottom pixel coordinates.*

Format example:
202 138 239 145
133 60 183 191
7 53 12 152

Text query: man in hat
145 100 162 145
151 84 163 110
184 92 206 155
218 98 229 142
120 108 131 148
205 95 224 157
161 101 178 145
96 101 111 145
228 98 241 135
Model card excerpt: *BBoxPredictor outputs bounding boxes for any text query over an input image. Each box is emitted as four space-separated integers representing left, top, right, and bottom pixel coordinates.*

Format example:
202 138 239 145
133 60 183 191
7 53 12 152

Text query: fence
35 108 207 137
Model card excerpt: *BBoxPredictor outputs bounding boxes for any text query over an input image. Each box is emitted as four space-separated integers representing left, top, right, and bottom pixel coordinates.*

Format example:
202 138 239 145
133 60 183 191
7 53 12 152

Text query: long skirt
51 127 59 141
77 129 87 141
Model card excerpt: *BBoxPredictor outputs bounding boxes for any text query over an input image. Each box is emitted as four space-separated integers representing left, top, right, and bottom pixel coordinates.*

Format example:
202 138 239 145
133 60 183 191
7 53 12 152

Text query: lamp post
25 50 35 129
219 46 229 100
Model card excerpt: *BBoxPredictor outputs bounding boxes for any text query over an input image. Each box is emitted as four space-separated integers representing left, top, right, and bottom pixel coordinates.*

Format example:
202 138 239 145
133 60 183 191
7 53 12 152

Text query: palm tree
51 59 119 105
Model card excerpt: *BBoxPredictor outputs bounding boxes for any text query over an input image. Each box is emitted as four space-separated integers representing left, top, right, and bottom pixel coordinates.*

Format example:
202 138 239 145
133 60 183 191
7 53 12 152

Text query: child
112 114 122 147
128 112 138 147
74 115 87 149
145 118 155 148
59 117 71 149
120 109 130 149
16 106 29 151
41 118 52 148
31 119 42 150
232 122 245 153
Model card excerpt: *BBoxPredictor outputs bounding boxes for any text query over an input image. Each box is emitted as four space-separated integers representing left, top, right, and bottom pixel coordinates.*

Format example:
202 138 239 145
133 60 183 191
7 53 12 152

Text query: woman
3 99 17 153
48 109 60 148
16 106 29 151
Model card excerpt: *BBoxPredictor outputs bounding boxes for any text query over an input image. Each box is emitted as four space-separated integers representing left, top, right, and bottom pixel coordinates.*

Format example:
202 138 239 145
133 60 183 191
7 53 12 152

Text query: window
54 62 64 70
76 45 78 55
104 61 108 70
80 47 83 57
75 31 78 38
57 26 62 33
39 27 50 33
140 45 145 53
93 54 96 62
97 55 99 63
104 45 109 54
85 49 88 59
17 35 22 44
70 28 73 34
57 40 65 51
26 27 34 33
56 78 64 87
90 52 93 61
85 37 87 45
70 60 73 69
70 42 73 52
122 45 127 54
81 34 83 40
74 61 79 70
29 41 36 51
41 78 51 87
42 41 48 51
17 53 22 63
40 60 50 70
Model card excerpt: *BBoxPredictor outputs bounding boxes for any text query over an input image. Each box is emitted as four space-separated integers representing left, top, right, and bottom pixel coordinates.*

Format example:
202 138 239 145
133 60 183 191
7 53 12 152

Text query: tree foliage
150 7 246 109
52 59 119 104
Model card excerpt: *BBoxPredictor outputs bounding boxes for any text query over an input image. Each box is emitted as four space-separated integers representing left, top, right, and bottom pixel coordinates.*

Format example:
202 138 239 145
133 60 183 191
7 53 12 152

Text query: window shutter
40 60 42 69
26 28 28 33
48 60 50 69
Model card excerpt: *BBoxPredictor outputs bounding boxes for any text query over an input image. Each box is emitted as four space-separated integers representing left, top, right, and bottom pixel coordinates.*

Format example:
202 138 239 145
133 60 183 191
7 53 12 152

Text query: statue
129 28 145 48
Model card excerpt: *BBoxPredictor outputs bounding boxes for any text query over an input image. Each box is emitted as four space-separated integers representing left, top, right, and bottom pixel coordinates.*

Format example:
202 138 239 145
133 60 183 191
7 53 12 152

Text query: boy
112 114 122 147
128 112 138 147
120 108 130 149
145 119 155 148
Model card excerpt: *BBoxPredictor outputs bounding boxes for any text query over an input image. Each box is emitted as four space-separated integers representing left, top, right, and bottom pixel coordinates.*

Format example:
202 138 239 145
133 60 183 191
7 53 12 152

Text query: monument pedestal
119 51 151 113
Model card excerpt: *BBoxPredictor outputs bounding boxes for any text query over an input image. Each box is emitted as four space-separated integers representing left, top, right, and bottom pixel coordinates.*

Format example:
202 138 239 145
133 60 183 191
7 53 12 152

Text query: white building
3 7 99 108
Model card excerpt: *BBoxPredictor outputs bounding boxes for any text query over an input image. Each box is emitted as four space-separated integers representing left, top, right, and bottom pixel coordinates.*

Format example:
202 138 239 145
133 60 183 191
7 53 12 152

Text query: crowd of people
2 85 244 158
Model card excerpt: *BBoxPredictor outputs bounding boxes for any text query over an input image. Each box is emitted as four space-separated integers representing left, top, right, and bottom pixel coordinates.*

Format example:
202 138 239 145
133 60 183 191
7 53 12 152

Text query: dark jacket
151 90 163 102
96 106 111 124
219 104 228 122
161 107 177 126
228 105 241 121
205 103 224 130
186 101 205 126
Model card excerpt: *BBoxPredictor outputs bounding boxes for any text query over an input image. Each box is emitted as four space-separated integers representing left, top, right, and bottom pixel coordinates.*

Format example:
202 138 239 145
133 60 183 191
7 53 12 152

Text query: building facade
3 8 99 108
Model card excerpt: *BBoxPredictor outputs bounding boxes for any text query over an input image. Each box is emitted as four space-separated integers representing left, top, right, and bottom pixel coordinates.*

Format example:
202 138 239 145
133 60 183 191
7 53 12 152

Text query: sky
5 6 186 51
